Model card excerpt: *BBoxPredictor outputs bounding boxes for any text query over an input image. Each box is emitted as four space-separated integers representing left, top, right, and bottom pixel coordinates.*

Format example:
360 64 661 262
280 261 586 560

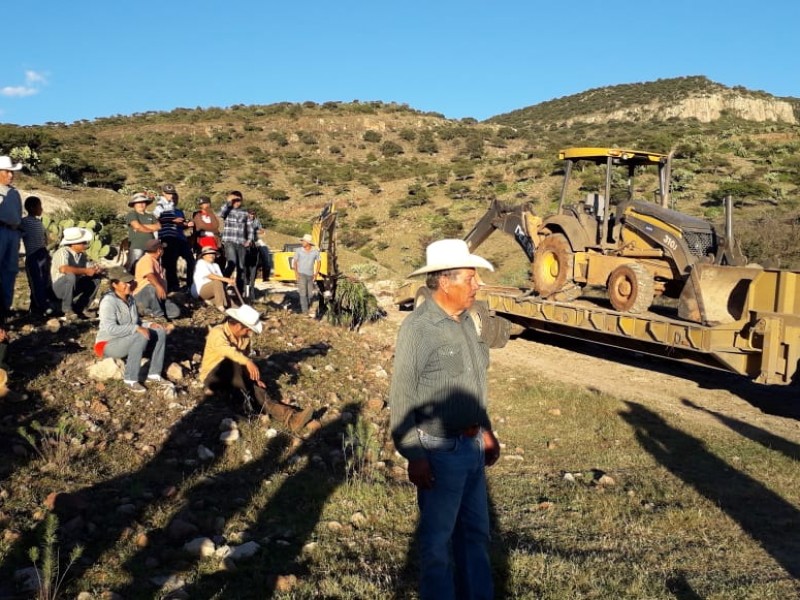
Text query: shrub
363 131 382 143
266 188 290 202
354 214 378 229
380 141 404 157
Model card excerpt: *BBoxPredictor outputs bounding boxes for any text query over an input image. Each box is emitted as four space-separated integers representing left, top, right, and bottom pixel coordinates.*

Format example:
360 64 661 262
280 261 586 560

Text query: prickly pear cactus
41 216 111 260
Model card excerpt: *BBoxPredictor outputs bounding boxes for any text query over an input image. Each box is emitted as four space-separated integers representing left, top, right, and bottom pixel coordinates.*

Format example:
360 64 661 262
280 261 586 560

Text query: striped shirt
20 215 47 254
51 246 87 284
389 294 491 462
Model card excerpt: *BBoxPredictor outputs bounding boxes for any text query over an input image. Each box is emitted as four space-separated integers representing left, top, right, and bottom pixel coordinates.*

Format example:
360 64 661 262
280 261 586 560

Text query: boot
265 401 313 433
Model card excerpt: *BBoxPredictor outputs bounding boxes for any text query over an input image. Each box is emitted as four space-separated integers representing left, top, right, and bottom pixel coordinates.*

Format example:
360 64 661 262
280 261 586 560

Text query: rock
135 532 149 547
220 428 240 445
302 541 318 555
14 566 41 591
89 397 110 415
326 520 343 533
161 485 177 498
166 362 185 381
77 592 93 600
159 384 178 402
365 398 385 413
275 574 298 592
167 518 199 541
537 501 554 510
265 427 278 439
44 318 61 332
547 408 562 416
149 574 185 592
87 358 123 381
219 418 238 432
242 448 253 463
197 445 215 461
563 472 576 483
350 512 367 528
184 537 216 557
374 367 388 379
596 474 616 487
229 541 260 561
214 544 232 559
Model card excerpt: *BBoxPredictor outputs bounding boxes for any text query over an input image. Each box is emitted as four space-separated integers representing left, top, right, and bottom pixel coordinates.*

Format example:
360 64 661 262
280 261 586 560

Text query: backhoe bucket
678 263 762 325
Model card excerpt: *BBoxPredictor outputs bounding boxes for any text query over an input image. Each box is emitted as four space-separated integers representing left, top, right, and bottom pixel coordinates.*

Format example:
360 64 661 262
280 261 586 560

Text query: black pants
204 358 266 406
162 238 195 291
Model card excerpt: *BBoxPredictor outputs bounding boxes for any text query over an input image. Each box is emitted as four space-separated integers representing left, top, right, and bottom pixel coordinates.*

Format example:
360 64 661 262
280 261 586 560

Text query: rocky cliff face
567 93 796 125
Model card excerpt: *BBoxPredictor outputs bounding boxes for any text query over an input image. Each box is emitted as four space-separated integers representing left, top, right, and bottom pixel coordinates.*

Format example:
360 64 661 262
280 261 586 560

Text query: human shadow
681 398 800 462
620 401 800 579
170 401 364 599
0 338 326 593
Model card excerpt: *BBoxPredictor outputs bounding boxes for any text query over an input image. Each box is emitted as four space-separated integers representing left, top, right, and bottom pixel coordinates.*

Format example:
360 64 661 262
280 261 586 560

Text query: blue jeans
416 430 493 600
102 328 166 382
52 274 100 314
0 228 21 311
223 242 246 294
134 285 181 320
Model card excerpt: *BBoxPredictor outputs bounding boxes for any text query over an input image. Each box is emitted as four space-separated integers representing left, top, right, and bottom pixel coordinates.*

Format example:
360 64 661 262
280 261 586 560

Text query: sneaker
124 381 147 394
307 311 316 319
147 375 173 387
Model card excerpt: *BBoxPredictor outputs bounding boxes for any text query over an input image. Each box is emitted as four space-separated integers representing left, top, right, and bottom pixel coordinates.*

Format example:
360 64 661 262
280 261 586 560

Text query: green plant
41 216 112 261
350 263 379 280
342 416 379 483
17 415 86 473
28 513 84 600
326 277 383 331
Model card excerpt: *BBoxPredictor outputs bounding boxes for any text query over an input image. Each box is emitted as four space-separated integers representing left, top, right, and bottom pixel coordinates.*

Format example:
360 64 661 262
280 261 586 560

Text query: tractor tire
608 262 655 313
469 301 512 349
533 233 575 297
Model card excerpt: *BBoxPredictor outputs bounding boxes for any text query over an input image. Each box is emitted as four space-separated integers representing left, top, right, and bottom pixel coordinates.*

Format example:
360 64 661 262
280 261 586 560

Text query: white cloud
1 70 48 98
25 70 47 86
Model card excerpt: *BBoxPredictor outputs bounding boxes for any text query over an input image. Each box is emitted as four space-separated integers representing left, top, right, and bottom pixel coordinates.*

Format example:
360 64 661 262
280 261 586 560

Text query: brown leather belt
461 425 481 438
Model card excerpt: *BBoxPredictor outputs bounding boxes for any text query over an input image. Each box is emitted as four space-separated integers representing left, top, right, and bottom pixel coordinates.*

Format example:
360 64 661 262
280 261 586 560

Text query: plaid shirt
219 204 249 245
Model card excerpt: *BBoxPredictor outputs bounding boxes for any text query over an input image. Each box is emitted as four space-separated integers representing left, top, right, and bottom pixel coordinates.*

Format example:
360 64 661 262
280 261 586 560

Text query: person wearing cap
0 156 24 321
389 239 500 600
191 247 235 311
192 196 220 252
219 191 249 295
133 238 181 320
153 184 195 292
293 233 321 317
50 227 104 319
198 304 314 433
125 192 161 272
96 266 170 394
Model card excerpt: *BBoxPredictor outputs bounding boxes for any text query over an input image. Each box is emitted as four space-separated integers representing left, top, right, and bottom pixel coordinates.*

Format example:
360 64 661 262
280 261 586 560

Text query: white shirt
192 259 223 297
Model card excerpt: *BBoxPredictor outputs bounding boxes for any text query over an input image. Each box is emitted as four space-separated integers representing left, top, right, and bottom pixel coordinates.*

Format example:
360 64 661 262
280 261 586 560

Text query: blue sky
3 1 798 126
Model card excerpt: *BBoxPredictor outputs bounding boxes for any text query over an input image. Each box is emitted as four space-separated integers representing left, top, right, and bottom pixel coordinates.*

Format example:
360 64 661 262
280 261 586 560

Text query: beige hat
0 156 22 171
300 233 314 244
225 304 263 334
60 227 93 246
408 239 494 277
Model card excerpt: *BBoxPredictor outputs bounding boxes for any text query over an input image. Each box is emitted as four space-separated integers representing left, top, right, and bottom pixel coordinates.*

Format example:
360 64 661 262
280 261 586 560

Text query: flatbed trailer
396 267 800 386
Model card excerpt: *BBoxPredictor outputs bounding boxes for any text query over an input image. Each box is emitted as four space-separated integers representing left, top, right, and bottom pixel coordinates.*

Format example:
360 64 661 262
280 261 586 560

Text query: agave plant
326 276 383 331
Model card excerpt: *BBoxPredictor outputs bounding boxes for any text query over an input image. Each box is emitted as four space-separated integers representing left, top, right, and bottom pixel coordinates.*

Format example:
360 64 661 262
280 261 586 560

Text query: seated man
133 239 181 320
198 304 313 433
51 227 103 319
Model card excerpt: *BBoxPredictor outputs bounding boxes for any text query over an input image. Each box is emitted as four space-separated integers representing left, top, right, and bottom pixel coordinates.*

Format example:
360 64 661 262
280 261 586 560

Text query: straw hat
60 227 93 246
225 305 263 334
408 239 494 277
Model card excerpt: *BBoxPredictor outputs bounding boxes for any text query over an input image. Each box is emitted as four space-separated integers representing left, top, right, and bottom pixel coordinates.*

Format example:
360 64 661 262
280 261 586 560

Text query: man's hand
0 329 7 343
407 458 435 489
136 326 150 338
483 430 501 467
245 359 261 383
155 283 167 300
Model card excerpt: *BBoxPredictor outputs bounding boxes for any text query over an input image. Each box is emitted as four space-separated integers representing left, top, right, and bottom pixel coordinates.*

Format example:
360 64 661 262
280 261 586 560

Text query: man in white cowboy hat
198 304 314 433
389 239 500 600
293 233 321 317
0 156 24 321
51 226 104 319
125 192 161 272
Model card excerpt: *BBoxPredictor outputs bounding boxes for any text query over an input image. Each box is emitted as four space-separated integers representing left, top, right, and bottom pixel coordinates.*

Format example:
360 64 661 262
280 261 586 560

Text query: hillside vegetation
2 76 800 278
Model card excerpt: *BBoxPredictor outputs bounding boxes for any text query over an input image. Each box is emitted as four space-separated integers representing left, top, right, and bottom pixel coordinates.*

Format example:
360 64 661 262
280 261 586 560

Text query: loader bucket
678 263 763 325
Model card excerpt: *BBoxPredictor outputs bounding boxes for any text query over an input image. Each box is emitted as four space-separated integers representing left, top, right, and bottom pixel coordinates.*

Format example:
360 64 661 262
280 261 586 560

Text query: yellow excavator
270 202 338 284
461 147 757 325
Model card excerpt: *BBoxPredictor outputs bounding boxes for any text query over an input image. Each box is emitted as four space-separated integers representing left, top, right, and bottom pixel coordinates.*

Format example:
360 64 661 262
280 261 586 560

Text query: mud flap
678 263 762 325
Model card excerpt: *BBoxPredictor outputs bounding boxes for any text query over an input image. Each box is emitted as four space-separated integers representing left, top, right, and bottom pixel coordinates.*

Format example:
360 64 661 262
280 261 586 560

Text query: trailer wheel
533 233 575 297
608 263 655 313
469 301 511 348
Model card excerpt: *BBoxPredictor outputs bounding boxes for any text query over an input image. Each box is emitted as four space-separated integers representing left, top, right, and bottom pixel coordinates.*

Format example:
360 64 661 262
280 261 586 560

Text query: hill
2 76 800 278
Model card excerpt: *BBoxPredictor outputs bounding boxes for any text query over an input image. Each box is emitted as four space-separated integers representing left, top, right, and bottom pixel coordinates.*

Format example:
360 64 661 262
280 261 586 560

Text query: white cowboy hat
408 239 494 277
0 156 22 171
300 234 314 244
225 304 263 334
60 226 93 246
